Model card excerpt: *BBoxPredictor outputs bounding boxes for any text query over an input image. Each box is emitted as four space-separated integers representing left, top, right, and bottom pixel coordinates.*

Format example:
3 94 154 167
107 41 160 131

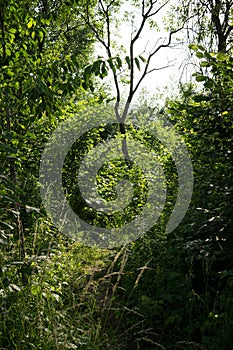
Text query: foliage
0 0 94 255
112 48 233 349
0 1 106 348
1 1 233 350
175 0 233 52
0 241 120 350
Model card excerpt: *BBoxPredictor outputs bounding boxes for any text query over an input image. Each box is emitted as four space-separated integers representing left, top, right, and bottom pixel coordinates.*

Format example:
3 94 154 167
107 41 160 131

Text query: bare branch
83 1 121 104
100 2 121 104
133 25 184 96
107 0 117 11
146 62 174 74
84 4 108 50
142 0 145 16
124 0 171 107
147 0 170 18
132 0 167 45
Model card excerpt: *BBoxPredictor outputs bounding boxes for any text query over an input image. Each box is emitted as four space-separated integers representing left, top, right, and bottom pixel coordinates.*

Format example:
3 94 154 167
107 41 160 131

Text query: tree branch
146 63 174 75
147 0 170 18
87 1 121 104
133 25 184 97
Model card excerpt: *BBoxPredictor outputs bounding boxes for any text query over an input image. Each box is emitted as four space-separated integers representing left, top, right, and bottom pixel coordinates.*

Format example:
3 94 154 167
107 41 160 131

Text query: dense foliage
1 0 232 349
115 49 233 349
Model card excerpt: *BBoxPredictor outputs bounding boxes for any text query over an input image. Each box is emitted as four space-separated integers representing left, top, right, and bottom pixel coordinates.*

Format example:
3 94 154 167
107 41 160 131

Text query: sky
95 0 194 105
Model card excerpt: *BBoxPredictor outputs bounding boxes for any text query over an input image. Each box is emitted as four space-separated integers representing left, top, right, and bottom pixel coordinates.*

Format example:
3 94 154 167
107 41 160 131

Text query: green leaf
204 79 214 88
116 56 122 68
27 18 34 29
91 60 101 75
82 81 88 90
38 31 44 41
135 57 140 70
6 48 11 56
197 45 205 51
100 63 108 78
108 58 116 73
201 61 210 67
125 56 131 69
195 75 206 82
9 28 17 34
139 55 146 63
84 65 92 81
189 44 198 51
216 53 228 61
196 51 204 58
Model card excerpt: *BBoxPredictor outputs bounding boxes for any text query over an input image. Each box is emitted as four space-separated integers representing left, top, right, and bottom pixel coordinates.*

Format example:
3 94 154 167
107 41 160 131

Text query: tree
0 0 94 260
0 2 99 346
73 1 233 348
107 39 233 350
178 0 233 52
82 0 187 158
